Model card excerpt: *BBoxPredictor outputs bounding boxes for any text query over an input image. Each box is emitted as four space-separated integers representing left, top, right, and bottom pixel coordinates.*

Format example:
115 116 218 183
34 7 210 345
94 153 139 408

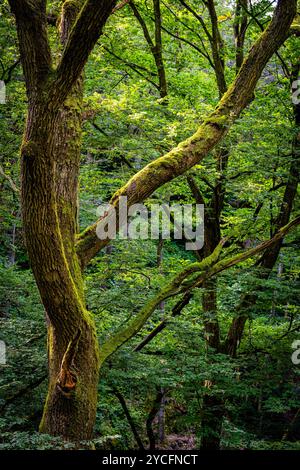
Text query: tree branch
161 0 214 67
133 293 192 352
129 0 168 98
0 374 47 412
178 0 212 41
110 387 145 449
52 0 116 105
112 0 130 14
103 46 159 89
76 0 296 268
99 240 225 364
129 1 154 48
0 58 21 84
8 0 52 95
205 0 227 96
0 165 20 193
99 215 300 365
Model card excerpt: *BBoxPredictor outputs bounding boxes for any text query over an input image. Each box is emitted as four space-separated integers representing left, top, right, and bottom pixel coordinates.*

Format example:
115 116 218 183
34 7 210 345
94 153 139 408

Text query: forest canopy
0 0 299 452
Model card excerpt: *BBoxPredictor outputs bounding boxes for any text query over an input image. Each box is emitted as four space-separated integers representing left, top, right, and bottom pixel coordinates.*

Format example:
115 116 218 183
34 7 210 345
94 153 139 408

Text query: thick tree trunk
21 92 100 440
11 0 109 441
39 322 100 440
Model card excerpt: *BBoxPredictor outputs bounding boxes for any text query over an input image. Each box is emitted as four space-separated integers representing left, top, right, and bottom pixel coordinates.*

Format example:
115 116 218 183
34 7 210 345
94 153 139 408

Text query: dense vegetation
0 0 300 451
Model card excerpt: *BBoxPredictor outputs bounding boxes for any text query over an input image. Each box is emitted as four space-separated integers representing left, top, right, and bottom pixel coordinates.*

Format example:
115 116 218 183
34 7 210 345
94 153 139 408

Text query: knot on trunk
57 329 81 398
22 140 39 159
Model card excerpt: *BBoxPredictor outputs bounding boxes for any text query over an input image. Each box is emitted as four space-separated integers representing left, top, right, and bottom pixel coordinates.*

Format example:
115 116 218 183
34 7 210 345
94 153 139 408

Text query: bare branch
0 165 20 193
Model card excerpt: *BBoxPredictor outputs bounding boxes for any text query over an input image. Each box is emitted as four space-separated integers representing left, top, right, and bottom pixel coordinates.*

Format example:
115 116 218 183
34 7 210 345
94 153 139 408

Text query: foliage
0 0 299 450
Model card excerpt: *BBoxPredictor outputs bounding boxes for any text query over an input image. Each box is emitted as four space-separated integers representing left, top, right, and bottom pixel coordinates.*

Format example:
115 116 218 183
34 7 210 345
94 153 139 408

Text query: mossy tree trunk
21 84 101 440
9 0 115 441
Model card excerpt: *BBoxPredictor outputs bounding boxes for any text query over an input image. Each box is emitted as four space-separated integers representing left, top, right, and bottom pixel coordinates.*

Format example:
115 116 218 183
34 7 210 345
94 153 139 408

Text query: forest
0 0 300 453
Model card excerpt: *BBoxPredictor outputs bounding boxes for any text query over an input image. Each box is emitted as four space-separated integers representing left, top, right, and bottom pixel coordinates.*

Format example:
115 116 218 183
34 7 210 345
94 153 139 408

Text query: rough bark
8 0 116 440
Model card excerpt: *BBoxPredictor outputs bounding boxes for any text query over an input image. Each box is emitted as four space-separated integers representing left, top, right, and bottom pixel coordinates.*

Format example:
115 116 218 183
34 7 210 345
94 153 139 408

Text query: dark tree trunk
146 388 165 450
200 394 225 450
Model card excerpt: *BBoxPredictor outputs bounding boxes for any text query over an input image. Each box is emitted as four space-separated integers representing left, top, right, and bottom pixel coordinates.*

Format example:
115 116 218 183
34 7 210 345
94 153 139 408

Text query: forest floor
160 434 196 450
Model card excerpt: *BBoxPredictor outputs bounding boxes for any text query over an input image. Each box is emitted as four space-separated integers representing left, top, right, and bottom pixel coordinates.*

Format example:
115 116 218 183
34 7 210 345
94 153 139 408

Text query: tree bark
9 0 115 441
21 91 101 441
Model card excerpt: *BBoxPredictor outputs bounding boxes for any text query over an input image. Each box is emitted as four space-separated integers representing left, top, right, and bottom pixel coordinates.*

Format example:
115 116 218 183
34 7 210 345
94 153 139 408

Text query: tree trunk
200 394 224 450
189 147 228 450
21 89 100 440
146 387 164 450
9 0 112 441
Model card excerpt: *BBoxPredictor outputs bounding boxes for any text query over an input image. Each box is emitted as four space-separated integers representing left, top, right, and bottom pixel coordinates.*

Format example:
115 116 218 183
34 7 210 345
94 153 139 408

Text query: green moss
64 94 82 112
204 114 229 129
62 0 82 15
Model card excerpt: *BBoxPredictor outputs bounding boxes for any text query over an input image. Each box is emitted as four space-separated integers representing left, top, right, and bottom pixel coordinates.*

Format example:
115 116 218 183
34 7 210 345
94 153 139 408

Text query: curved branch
99 215 300 365
76 0 296 268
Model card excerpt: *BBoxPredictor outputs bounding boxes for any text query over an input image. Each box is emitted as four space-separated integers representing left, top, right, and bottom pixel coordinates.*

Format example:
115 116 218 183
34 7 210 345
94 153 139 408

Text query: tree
8 0 296 441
